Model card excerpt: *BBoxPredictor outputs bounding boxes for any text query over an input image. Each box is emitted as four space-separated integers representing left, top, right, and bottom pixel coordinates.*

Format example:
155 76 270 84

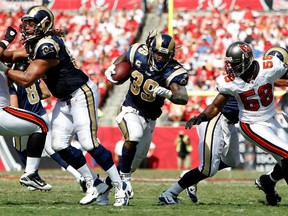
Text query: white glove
0 61 8 74
152 86 172 99
104 64 118 84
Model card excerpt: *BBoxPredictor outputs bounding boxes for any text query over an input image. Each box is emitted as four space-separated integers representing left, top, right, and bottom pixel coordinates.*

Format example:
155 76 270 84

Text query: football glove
152 86 172 99
104 64 118 84
0 26 17 50
185 113 208 129
13 58 29 71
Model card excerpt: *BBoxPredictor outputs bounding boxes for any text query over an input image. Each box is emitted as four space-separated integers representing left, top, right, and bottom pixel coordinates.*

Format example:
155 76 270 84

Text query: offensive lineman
9 59 87 192
0 6 128 206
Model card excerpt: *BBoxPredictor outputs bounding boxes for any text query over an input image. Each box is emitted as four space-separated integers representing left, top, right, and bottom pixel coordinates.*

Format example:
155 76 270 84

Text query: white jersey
216 56 288 123
0 72 10 108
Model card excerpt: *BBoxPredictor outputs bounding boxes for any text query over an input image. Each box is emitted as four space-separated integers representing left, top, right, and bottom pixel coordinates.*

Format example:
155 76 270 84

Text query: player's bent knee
124 140 138 151
88 145 114 171
57 146 86 169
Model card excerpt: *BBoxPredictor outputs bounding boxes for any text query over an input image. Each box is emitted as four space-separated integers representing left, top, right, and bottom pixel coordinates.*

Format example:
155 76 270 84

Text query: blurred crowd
0 7 143 113
1 6 288 124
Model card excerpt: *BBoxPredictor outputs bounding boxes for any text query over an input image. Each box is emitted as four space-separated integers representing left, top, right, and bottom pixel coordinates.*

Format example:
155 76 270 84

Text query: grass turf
0 169 287 216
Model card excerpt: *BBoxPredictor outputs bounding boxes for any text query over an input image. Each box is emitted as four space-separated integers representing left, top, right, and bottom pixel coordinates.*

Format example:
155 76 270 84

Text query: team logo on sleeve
41 45 54 55
180 74 188 85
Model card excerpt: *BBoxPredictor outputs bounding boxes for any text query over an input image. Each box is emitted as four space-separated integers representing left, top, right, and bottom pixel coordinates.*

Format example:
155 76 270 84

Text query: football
112 62 131 84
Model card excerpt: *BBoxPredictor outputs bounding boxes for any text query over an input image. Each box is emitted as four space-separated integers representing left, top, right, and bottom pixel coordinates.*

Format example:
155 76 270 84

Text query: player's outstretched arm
152 83 188 104
185 93 229 129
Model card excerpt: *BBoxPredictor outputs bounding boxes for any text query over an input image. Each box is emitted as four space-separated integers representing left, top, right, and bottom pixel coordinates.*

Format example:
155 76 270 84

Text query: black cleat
19 172 52 191
255 175 281 206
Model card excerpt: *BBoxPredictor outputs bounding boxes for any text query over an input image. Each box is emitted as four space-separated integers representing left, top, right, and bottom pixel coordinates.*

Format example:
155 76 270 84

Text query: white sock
66 165 82 181
77 163 97 187
25 157 41 174
106 164 121 183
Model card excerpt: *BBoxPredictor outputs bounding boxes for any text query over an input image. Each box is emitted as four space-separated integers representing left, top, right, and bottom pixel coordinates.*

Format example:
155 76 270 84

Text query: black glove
13 58 29 71
5 26 17 43
185 113 208 129
0 26 17 50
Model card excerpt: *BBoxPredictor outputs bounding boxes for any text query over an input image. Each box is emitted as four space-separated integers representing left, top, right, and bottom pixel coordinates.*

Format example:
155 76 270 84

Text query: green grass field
0 169 287 216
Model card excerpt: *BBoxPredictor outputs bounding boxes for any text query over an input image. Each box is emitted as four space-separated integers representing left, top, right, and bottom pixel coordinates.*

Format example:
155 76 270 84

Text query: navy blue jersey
9 80 46 116
25 35 89 99
221 96 239 124
123 43 188 119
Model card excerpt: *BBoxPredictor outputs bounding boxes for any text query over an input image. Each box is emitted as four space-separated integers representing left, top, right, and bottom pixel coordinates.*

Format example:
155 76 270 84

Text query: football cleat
255 175 281 206
113 181 129 207
19 172 52 191
120 172 134 199
186 184 198 203
79 178 109 205
159 190 180 205
96 189 110 206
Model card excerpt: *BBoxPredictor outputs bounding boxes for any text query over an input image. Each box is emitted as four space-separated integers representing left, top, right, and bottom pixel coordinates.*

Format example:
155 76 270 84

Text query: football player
159 42 288 206
9 59 87 192
0 6 128 206
179 46 288 205
178 95 240 205
0 27 51 191
105 32 188 202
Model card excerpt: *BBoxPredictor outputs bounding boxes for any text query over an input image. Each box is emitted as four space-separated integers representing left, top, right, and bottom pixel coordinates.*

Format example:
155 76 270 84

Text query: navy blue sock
88 144 114 171
16 149 27 166
117 157 122 171
57 146 86 169
178 168 207 189
120 146 136 173
104 176 113 189
50 152 69 169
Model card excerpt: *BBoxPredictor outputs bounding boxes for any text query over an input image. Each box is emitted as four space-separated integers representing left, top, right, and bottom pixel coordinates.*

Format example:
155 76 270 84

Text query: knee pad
88 144 113 171
57 146 86 169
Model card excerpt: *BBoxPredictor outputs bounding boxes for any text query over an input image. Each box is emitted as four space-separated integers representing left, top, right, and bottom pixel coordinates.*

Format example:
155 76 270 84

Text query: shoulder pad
165 66 188 87
33 38 60 60
127 43 148 63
